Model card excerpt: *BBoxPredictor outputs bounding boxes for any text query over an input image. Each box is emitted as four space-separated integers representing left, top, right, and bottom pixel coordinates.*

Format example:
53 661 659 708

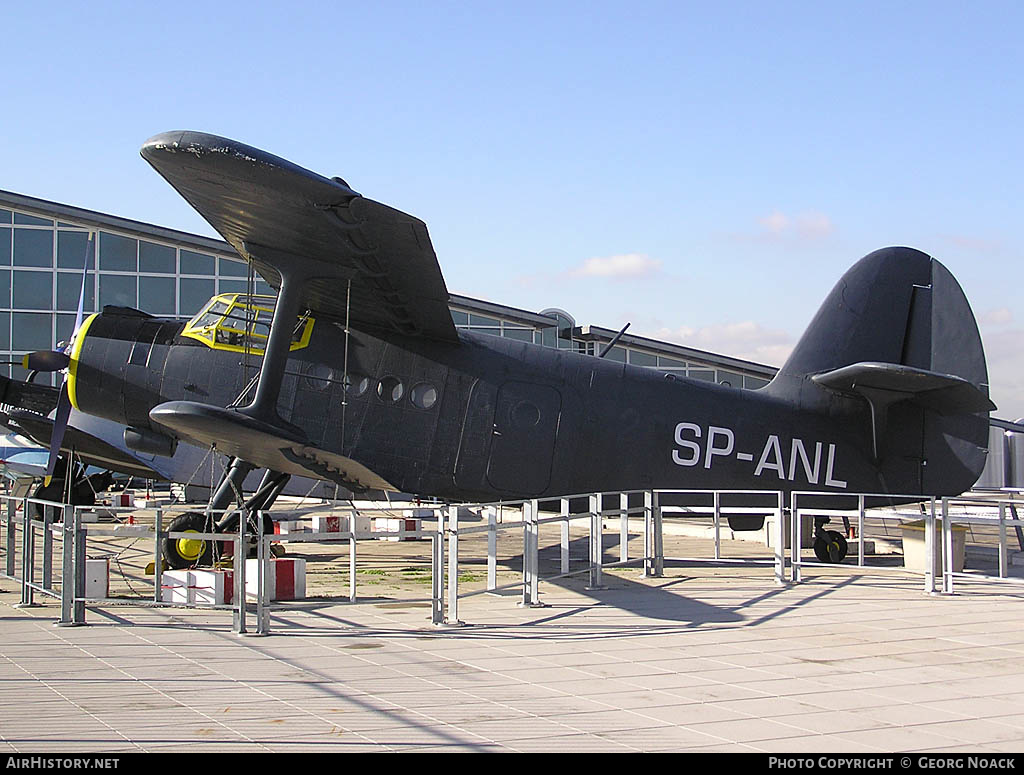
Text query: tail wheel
813 530 849 563
164 511 215 569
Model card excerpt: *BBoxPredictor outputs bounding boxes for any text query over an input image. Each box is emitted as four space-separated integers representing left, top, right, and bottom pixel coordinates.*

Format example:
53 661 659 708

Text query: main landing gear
812 516 849 563
31 459 114 519
162 464 290 570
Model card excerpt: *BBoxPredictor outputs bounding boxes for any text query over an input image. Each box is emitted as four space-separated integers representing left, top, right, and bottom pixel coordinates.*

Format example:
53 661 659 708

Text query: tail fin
769 246 993 494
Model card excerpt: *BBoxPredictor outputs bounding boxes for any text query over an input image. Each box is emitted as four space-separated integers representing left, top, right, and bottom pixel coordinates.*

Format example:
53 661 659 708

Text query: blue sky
3 1 1023 417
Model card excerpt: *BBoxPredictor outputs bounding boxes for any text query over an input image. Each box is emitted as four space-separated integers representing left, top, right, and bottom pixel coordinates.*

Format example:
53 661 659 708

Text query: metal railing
4 485 1023 635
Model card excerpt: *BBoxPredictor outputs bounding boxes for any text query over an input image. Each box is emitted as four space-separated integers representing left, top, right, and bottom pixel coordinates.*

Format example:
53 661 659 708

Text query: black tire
813 530 849 563
163 511 215 569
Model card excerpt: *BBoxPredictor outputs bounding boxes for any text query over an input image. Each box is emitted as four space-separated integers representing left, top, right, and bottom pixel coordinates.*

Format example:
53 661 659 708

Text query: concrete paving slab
4 543 1024 754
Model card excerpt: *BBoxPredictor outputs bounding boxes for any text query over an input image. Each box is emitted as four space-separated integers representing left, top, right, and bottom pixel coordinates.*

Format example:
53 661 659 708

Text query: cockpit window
181 294 314 354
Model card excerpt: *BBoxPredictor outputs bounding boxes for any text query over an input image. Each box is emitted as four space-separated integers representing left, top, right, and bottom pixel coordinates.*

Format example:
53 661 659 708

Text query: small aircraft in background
1 131 996 568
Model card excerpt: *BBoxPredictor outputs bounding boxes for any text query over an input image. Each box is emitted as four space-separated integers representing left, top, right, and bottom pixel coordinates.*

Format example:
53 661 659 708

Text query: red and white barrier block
162 569 234 606
373 518 420 541
311 514 372 535
245 558 306 600
274 519 309 535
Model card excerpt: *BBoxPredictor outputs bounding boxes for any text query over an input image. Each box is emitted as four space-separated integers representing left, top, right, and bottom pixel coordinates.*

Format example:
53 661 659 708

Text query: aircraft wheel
813 530 848 563
31 480 65 519
163 511 214 569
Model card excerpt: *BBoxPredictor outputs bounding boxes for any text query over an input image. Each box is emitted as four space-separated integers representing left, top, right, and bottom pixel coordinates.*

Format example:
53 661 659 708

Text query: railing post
999 503 1008 579
942 498 954 595
560 498 570 576
587 493 604 589
619 492 629 563
5 498 15 579
42 504 54 593
521 499 541 607
520 500 532 605
41 504 54 593
925 499 937 594
857 495 865 567
18 499 34 607
349 524 357 602
487 505 498 591
643 491 653 577
72 505 86 624
774 492 785 586
713 490 721 560
255 509 270 635
654 491 664 577
448 504 463 624
431 506 445 625
153 509 163 604
790 493 801 584
59 504 75 625
233 508 247 635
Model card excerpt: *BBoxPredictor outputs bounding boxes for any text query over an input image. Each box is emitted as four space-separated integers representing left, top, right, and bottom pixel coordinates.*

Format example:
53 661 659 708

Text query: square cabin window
139 241 176 274
139 276 176 315
13 228 53 267
99 232 137 272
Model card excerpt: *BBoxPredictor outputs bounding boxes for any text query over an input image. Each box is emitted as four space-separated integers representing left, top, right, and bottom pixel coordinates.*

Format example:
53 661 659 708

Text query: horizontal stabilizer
0 375 59 417
150 401 395 493
811 361 995 415
4 410 167 480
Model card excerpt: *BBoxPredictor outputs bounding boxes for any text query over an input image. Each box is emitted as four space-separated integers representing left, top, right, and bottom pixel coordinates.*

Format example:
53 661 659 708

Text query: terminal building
2 188 1017 491
0 189 777 391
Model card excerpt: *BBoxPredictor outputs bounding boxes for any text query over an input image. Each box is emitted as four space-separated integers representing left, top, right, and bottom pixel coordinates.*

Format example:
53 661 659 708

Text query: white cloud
647 320 795 367
751 210 835 241
980 324 1024 421
758 211 789 234
569 253 663 279
980 307 1014 327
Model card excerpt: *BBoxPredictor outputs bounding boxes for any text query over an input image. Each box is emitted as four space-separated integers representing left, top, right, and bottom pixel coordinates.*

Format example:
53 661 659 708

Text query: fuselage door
486 381 561 495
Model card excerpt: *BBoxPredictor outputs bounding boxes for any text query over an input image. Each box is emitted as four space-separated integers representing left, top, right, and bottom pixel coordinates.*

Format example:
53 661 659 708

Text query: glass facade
0 195 777 392
0 202 273 385
449 304 774 390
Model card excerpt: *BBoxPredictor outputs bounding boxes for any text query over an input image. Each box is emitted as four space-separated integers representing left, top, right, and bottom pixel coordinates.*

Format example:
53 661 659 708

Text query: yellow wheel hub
176 531 206 561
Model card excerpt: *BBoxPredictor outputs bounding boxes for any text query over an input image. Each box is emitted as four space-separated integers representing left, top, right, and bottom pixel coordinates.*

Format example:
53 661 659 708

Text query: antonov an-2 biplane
8 131 996 568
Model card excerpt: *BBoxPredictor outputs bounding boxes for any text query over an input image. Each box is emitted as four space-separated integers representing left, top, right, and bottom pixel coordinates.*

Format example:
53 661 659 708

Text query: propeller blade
44 382 72 482
22 351 70 372
70 234 94 347
42 233 92 484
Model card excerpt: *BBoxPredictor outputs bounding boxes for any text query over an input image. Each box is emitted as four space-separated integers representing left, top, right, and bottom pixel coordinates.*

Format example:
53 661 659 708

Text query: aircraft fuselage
68 303 971 503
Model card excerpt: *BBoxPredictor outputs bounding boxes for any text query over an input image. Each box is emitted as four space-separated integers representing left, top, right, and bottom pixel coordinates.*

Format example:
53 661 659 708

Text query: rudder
768 247 992 495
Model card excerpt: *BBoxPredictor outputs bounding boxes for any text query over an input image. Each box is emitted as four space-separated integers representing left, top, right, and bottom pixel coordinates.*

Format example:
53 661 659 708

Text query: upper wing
140 131 457 342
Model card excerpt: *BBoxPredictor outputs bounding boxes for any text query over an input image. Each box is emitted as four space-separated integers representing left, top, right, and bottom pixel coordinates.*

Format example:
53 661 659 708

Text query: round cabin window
377 376 404 402
410 382 438 410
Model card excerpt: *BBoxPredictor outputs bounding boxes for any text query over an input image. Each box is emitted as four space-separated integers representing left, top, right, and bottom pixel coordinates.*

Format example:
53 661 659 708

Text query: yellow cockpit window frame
181 294 315 354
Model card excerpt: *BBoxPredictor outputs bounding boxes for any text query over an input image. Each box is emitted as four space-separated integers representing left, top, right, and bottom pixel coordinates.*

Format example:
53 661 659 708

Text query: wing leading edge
140 131 457 342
